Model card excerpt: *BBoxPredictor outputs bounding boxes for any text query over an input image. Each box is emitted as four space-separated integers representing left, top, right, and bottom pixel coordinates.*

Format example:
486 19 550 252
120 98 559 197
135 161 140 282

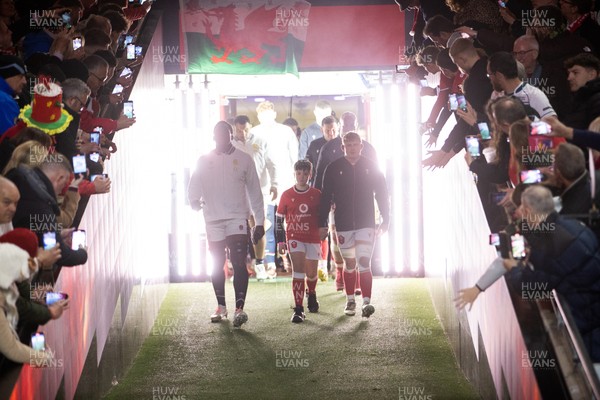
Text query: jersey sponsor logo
290 241 298 249
338 234 345 245
299 203 308 213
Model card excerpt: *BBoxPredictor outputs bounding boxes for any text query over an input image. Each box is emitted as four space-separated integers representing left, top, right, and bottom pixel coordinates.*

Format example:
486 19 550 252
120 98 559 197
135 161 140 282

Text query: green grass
104 278 479 400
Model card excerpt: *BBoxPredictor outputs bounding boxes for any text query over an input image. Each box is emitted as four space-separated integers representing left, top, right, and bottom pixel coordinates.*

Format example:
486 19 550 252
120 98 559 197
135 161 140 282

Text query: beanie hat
0 243 30 289
0 55 27 80
0 228 39 258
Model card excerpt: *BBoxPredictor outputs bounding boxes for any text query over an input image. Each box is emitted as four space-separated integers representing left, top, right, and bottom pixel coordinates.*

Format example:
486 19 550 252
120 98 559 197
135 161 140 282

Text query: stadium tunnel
2 1 599 399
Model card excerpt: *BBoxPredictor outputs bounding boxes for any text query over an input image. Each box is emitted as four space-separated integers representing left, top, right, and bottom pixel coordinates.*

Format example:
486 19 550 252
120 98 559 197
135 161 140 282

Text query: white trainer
255 263 268 281
210 305 228 323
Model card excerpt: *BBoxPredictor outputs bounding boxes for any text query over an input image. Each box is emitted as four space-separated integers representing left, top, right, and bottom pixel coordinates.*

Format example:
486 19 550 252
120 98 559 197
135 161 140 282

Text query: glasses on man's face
72 96 88 111
513 49 536 57
90 71 107 83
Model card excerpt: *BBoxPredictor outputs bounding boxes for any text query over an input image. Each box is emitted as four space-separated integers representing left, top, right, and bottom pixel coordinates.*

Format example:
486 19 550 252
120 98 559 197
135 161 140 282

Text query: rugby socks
306 275 318 294
292 272 306 307
233 260 249 310
343 269 357 296
359 270 373 300
212 266 226 307
335 263 344 285
355 270 361 290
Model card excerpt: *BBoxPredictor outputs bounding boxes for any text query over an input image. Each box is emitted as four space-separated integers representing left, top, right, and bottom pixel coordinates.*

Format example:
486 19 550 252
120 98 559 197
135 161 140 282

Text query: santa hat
0 228 39 258
0 243 30 289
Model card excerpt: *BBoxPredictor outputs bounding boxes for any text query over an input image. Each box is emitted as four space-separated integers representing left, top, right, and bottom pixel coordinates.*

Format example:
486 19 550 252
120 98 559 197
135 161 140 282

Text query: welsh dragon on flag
181 0 311 76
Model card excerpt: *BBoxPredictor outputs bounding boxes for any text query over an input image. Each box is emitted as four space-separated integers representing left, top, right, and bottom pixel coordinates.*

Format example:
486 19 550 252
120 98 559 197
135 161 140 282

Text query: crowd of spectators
0 0 151 370
398 0 600 361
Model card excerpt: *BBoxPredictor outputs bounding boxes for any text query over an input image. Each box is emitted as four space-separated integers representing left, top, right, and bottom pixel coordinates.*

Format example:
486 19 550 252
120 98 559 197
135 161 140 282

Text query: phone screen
89 152 100 163
126 44 135 60
120 67 132 77
43 232 56 250
46 292 68 305
90 174 107 182
498 0 507 7
457 94 467 111
124 35 134 45
530 121 552 135
478 122 491 140
489 233 500 246
112 84 123 94
419 79 428 88
31 333 45 351
123 101 134 118
520 169 542 184
71 229 86 250
448 94 458 111
72 155 87 174
72 37 82 51
90 132 100 144
61 12 71 27
465 136 480 158
511 234 526 259
135 45 143 57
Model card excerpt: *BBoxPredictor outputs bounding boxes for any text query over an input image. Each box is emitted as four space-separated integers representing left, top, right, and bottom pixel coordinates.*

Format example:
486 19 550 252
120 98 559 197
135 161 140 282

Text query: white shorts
288 240 321 260
336 228 375 258
206 219 247 242
328 210 335 227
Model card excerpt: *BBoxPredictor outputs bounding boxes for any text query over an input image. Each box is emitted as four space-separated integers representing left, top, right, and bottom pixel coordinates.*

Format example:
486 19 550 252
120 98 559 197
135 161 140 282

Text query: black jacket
313 136 377 191
508 213 600 361
559 171 592 215
318 156 389 231
6 166 87 274
564 77 600 129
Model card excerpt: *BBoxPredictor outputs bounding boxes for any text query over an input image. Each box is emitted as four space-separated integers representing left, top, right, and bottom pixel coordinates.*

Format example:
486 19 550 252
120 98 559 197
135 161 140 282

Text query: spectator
306 115 338 179
423 15 457 48
6 153 88 283
560 0 600 54
82 28 111 56
0 54 26 136
282 117 301 142
298 100 332 159
0 242 52 365
447 0 507 34
513 34 572 118
488 51 556 118
563 52 600 129
553 142 591 214
0 127 51 173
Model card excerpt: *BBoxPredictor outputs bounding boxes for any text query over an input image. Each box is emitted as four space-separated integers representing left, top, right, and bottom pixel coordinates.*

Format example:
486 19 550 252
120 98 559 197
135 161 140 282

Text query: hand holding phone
31 333 45 351
448 93 458 111
72 154 87 174
457 94 467 111
520 169 543 184
71 229 86 250
90 132 100 144
478 122 491 140
46 291 69 305
126 43 135 60
43 232 57 251
465 136 480 158
530 120 552 135
72 37 82 50
123 101 134 119
112 84 124 95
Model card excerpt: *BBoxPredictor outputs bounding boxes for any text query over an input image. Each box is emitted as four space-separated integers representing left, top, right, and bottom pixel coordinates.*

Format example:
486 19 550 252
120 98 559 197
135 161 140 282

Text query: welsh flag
180 0 311 76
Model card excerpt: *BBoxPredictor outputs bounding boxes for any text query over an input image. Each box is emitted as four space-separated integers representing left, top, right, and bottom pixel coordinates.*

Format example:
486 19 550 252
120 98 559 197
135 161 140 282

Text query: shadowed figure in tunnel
188 121 265 328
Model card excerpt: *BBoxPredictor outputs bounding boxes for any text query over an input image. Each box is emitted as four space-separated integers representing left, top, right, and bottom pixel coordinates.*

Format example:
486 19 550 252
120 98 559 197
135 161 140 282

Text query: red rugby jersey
277 186 321 243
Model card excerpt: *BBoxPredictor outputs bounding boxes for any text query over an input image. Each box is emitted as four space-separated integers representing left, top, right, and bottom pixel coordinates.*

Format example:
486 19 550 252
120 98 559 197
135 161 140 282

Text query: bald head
0 177 20 224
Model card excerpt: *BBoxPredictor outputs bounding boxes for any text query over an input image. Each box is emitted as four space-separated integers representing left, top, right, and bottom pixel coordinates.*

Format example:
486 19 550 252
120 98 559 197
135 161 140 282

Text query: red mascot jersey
277 186 321 244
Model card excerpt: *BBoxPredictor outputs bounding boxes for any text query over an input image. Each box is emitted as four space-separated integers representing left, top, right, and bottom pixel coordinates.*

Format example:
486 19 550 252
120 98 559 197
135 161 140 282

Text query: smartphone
124 34 134 45
465 136 480 158
520 169 543 184
94 126 103 135
42 232 56 251
135 45 143 57
90 132 100 144
489 191 506 204
123 101 134 118
448 93 458 111
46 291 69 305
72 37 82 51
498 0 507 8
31 333 45 351
478 122 491 140
71 229 86 250
119 67 132 77
395 64 411 72
126 43 135 60
489 233 500 246
419 79 428 88
89 152 100 162
112 84 124 95
511 234 526 260
61 11 71 27
530 120 552 135
499 232 510 258
90 173 108 182
457 94 467 111
72 154 87 174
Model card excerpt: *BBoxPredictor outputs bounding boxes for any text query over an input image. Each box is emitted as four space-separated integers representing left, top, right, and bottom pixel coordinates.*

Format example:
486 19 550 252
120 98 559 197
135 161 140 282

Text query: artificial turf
103 278 479 400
